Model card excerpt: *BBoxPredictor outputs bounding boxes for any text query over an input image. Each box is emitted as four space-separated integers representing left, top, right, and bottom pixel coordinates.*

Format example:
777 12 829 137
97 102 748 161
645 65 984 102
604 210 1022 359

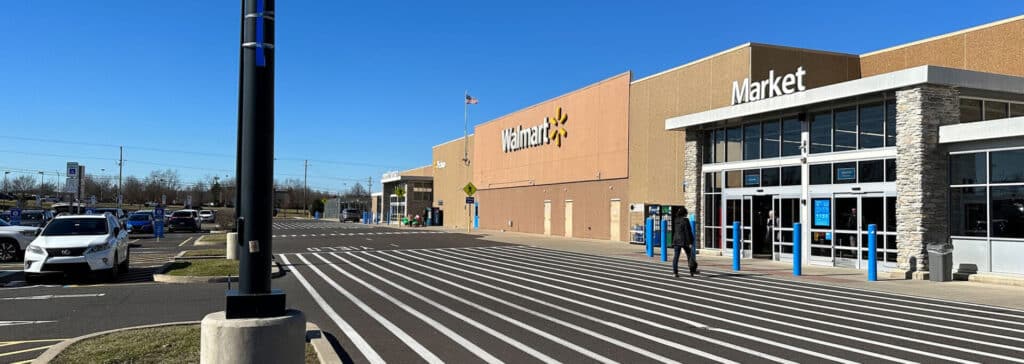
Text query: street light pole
4 171 9 194
303 159 308 217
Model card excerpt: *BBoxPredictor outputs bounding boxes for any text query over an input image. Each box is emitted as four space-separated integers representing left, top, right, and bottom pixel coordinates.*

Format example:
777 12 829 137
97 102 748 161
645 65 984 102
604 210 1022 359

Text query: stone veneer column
683 130 703 233
894 85 958 279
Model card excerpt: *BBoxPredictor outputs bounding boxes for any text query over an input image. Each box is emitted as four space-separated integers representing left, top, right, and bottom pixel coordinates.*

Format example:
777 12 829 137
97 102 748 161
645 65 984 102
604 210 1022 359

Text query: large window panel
762 120 780 158
833 162 857 184
835 197 858 230
990 186 1024 239
743 123 761 160
834 106 858 151
781 166 801 186
950 152 986 185
781 117 801 156
950 187 987 237
725 170 742 188
858 160 884 183
1011 103 1024 117
885 99 897 147
985 101 1009 121
810 164 831 185
703 131 714 164
810 111 832 154
714 129 725 163
990 149 1024 183
861 197 884 231
761 167 780 187
859 102 884 149
960 98 982 123
726 127 742 162
743 169 760 187
886 159 897 182
885 196 897 232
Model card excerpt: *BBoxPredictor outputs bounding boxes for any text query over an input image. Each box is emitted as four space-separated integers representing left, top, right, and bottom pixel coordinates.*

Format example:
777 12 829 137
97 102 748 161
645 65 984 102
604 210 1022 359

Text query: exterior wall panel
432 135 475 229
476 178 628 240
862 18 1024 77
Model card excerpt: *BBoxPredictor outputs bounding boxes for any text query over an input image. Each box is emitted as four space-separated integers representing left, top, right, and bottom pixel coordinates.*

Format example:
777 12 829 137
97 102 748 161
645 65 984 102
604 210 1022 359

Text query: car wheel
0 240 18 262
119 247 130 272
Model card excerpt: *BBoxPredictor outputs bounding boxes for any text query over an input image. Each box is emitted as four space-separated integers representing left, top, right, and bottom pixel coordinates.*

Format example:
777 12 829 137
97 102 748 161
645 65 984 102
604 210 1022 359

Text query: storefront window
1012 103 1024 117
743 123 761 160
726 127 742 162
810 164 831 185
725 170 742 188
833 162 857 184
834 106 857 151
861 197 884 231
886 159 896 182
985 101 1009 121
950 187 986 237
859 102 884 149
705 172 720 193
885 99 897 147
990 186 1024 239
960 98 983 123
990 149 1024 183
714 129 725 163
781 166 801 186
781 117 801 156
761 167 780 186
885 196 897 232
703 131 714 164
835 197 858 230
743 169 760 187
950 152 986 185
858 160 884 183
762 120 780 158
810 111 832 154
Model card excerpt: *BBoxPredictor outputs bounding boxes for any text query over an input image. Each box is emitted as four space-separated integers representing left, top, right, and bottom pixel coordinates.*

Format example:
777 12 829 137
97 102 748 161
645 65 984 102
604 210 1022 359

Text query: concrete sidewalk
444 227 1024 311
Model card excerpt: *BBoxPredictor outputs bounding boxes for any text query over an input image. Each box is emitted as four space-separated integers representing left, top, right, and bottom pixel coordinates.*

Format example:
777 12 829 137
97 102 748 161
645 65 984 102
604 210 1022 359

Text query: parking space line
0 345 53 358
178 237 194 247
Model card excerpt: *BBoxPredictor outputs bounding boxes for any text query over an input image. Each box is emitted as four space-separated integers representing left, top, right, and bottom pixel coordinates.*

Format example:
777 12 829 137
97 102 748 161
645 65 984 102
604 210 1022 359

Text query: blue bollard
689 213 697 242
660 219 668 262
793 222 802 276
868 224 878 281
732 221 741 271
645 217 653 257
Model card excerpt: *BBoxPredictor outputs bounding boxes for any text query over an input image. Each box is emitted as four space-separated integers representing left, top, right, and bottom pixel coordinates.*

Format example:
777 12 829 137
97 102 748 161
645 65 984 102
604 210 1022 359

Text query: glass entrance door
772 196 800 262
723 197 749 258
811 193 889 269
833 195 861 268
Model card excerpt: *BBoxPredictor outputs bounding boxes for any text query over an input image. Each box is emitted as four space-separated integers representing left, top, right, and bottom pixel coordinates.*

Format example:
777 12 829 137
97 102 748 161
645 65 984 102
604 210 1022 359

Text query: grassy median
51 324 316 364
181 249 226 257
200 233 228 244
164 260 239 277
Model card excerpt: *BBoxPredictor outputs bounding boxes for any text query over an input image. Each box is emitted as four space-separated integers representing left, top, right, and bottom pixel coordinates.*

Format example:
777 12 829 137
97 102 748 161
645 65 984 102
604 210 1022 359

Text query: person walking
671 206 698 277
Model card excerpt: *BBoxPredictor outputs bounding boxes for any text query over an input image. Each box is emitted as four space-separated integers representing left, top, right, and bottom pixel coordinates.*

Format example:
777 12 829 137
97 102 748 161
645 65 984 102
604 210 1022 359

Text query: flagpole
463 90 469 164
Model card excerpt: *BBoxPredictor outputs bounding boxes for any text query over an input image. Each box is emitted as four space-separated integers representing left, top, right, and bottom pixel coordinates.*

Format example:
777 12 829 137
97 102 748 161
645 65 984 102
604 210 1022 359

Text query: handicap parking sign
10 208 21 225
153 207 165 238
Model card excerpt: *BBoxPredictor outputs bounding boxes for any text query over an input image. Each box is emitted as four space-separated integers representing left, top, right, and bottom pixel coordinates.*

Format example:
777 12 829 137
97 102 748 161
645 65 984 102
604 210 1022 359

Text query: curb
33 321 201 364
193 235 227 247
152 261 283 284
306 322 342 364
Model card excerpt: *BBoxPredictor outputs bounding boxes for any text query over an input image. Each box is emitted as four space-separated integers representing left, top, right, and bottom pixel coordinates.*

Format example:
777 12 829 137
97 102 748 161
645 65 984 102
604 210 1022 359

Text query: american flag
465 94 479 104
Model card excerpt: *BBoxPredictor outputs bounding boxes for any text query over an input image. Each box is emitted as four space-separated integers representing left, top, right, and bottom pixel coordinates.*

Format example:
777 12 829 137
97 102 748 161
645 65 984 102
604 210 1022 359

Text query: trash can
928 243 953 282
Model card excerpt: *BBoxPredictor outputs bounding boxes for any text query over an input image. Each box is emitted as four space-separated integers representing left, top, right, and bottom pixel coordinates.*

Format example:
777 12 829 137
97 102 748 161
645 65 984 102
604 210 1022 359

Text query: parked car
93 208 127 227
126 212 155 234
19 210 54 227
0 192 16 200
168 210 201 232
341 209 362 222
23 213 130 281
0 218 41 262
199 210 215 223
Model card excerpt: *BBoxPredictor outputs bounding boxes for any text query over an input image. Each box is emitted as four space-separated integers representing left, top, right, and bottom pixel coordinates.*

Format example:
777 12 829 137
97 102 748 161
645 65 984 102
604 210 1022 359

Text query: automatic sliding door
772 197 799 262
809 197 834 264
833 196 860 268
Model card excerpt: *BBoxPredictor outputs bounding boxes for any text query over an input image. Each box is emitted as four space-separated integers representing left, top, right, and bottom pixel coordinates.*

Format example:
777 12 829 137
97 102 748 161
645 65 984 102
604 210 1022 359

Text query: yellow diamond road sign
463 182 477 196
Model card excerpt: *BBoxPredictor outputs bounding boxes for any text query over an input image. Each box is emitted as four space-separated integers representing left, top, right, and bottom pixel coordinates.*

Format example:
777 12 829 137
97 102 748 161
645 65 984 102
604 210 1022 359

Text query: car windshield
172 211 192 217
129 214 152 221
42 218 108 236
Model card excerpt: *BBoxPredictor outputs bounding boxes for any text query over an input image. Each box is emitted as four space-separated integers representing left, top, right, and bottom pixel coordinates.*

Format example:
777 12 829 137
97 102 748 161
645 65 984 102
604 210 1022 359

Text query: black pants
672 244 696 276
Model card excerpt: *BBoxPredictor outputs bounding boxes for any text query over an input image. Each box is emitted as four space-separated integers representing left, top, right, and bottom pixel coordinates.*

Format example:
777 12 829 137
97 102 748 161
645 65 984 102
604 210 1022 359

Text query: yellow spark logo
547 107 568 147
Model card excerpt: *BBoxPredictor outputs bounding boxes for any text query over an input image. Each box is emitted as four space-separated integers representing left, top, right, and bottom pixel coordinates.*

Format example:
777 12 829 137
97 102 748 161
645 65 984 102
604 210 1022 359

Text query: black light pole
227 0 284 319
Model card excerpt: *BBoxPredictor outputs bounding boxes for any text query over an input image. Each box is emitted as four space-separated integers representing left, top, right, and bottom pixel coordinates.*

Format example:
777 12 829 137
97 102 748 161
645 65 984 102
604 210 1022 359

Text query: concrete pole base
200 309 305 364
226 232 238 260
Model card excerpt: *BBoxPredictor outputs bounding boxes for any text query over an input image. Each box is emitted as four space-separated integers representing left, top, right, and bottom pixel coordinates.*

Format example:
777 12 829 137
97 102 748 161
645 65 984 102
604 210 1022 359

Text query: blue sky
3 1 1022 194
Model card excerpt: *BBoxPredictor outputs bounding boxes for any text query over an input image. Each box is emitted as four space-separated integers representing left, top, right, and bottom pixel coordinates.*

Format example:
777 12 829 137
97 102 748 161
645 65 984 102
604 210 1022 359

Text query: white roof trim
940 116 1024 144
666 66 1024 131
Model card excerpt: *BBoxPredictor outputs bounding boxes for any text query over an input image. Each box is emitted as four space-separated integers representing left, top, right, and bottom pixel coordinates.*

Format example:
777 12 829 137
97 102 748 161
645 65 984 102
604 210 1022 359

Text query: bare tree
8 175 36 193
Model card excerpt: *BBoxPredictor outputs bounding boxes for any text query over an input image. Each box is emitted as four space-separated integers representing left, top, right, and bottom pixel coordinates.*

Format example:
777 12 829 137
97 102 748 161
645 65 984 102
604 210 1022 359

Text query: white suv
0 218 41 262
23 214 130 281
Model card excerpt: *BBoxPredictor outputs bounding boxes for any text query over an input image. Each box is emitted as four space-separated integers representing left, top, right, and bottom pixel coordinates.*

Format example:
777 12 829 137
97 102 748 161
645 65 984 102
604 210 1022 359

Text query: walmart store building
419 15 1024 280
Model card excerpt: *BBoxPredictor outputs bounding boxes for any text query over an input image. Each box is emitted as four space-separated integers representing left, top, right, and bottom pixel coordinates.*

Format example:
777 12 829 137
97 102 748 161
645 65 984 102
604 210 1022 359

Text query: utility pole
303 159 308 217
367 176 372 212
118 146 124 209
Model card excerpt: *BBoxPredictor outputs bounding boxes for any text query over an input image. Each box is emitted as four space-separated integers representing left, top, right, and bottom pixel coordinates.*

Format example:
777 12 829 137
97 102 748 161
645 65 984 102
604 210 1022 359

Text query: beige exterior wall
476 178 628 240
473 72 631 189
401 165 434 178
861 16 1024 77
431 135 475 229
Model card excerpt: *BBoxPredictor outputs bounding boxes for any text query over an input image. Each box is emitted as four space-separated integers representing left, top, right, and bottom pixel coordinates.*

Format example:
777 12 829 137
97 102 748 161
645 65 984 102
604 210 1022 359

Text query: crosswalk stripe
443 248 1000 363
312 253 503 364
278 255 384 364
294 254 443 364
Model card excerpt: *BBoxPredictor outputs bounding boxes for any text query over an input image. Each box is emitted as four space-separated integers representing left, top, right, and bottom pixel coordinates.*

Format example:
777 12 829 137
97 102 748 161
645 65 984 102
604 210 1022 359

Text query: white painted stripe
455 248 1000 363
312 253 494 363
0 320 55 327
1 293 104 300
401 250 817 363
278 255 383 364
503 246 1024 338
291 234 297 237
431 249 929 363
391 251 737 364
381 250 672 364
294 254 442 364
330 253 555 363
178 237 194 247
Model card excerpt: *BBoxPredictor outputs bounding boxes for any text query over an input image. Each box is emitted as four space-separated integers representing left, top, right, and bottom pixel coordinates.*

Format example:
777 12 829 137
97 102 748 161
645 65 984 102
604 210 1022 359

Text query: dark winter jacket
673 216 695 248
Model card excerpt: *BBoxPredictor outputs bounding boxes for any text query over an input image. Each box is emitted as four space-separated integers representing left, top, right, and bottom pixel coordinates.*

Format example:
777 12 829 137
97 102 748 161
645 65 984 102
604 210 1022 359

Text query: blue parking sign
10 208 21 225
154 207 165 238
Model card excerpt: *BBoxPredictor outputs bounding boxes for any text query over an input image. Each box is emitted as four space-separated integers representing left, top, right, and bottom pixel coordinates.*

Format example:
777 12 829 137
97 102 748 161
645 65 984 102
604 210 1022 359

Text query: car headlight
27 245 45 255
86 243 112 254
